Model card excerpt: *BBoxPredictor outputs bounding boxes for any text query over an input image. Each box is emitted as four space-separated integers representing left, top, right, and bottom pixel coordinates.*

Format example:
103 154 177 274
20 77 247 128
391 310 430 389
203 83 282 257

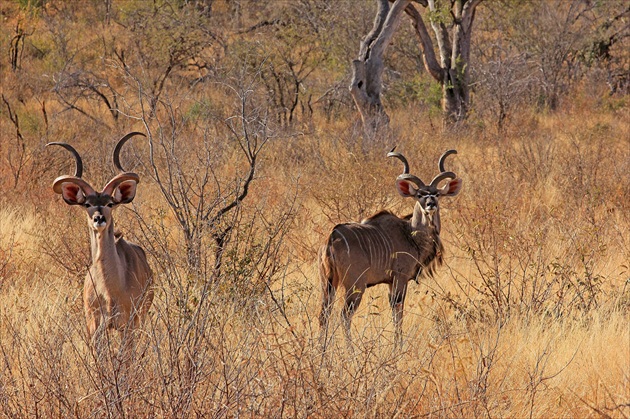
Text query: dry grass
1 102 629 417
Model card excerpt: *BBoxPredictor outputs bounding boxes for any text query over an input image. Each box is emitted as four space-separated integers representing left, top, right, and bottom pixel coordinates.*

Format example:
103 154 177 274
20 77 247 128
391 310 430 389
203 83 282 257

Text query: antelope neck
90 219 118 263
411 202 440 234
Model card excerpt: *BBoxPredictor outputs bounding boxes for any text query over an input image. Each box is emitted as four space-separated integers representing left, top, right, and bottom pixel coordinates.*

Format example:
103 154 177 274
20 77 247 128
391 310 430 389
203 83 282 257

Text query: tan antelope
48 133 153 355
319 149 462 345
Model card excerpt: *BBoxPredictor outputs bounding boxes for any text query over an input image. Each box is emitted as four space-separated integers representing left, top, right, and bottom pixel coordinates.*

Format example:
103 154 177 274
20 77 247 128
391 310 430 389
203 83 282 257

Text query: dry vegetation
0 1 629 417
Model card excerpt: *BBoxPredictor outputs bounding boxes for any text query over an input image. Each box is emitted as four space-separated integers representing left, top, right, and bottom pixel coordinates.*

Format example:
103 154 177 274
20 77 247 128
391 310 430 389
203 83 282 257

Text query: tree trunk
350 59 389 134
349 0 410 136
405 0 483 124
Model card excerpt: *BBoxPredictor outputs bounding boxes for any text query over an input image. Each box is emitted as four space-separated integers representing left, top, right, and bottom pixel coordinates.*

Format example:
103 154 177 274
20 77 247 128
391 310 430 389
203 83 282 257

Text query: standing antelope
319 149 462 345
48 132 153 355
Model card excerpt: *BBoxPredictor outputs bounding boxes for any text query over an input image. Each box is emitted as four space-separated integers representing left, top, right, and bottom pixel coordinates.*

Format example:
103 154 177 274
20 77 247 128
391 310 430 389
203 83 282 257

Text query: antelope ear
396 179 418 198
439 178 462 197
59 183 86 205
112 180 138 204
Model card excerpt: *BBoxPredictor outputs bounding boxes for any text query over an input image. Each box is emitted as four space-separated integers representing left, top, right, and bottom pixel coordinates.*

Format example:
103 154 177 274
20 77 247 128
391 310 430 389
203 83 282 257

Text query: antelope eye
83 203 91 208
107 203 114 208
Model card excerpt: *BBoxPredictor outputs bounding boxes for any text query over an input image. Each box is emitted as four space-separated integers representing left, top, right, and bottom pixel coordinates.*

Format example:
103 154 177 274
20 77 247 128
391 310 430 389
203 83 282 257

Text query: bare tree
493 0 630 109
240 23 325 127
9 19 30 71
403 0 484 123
53 71 120 126
120 2 222 115
140 75 271 280
472 42 533 133
350 0 483 131
1 95 28 189
349 0 410 135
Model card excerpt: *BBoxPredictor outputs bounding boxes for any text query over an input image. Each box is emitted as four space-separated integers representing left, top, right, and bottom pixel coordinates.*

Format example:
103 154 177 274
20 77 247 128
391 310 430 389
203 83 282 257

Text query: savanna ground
0 1 629 417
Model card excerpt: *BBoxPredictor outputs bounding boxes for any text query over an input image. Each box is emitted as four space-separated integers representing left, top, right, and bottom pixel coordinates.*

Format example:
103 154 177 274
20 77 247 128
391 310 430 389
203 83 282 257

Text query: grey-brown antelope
48 132 153 356
319 149 462 346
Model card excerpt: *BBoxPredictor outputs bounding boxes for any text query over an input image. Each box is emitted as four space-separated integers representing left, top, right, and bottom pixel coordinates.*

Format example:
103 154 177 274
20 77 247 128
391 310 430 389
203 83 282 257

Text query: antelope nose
93 215 106 224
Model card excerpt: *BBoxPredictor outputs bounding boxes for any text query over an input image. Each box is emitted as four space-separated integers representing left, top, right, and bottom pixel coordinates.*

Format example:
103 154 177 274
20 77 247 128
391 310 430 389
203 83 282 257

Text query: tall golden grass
0 100 628 417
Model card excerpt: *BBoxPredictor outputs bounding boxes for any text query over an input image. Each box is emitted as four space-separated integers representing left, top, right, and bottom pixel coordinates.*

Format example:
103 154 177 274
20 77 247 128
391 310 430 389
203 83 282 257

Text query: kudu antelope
48 133 153 355
319 149 462 345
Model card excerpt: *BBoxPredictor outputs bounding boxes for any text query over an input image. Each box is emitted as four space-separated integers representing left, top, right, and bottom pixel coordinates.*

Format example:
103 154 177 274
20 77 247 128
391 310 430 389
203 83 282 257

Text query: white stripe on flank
372 226 385 270
336 229 351 255
350 228 366 256
365 226 375 267
382 229 391 270
375 227 392 270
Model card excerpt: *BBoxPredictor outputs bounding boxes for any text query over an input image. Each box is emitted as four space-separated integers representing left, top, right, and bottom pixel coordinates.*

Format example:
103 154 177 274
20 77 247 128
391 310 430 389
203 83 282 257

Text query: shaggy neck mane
410 203 444 278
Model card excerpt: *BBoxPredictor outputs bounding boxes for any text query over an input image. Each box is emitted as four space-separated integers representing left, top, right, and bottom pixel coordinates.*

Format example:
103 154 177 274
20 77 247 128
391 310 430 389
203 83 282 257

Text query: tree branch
359 0 391 60
427 0 453 68
403 3 444 82
370 0 411 60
